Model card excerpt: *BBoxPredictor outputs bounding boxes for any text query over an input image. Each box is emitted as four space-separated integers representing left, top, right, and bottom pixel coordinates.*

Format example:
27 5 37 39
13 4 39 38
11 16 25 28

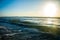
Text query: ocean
0 17 60 40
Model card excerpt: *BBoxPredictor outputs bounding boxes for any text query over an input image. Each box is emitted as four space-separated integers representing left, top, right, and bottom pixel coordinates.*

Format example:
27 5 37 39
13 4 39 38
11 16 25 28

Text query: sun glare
42 2 58 27
43 2 58 17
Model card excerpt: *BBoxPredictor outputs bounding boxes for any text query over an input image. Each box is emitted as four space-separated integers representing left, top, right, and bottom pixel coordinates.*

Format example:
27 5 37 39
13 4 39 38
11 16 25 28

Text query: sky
0 0 60 17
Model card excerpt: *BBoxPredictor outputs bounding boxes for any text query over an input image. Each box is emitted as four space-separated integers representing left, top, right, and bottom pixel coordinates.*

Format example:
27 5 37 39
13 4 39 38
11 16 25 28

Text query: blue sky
0 0 60 17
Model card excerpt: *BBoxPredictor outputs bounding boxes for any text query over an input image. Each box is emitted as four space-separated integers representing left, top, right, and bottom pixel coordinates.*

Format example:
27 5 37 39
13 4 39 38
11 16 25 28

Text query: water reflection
0 17 60 40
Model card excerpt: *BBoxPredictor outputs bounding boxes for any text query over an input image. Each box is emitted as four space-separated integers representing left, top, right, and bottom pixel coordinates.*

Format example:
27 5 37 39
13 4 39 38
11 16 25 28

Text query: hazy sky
0 0 60 17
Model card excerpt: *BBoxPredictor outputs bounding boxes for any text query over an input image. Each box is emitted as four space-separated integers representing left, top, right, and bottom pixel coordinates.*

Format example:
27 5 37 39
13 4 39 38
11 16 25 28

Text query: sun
43 2 58 17
42 2 58 27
